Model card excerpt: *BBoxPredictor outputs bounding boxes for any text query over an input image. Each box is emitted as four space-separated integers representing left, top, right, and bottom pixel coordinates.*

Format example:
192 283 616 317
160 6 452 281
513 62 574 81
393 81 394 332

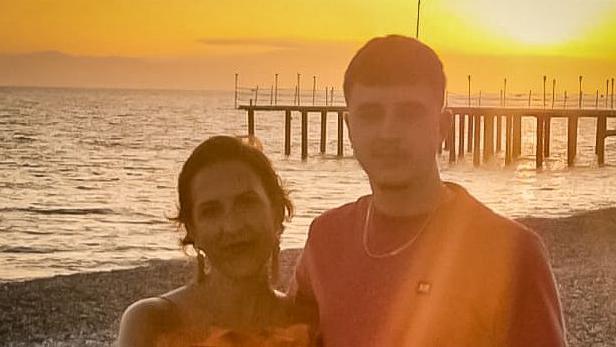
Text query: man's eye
200 206 219 217
357 110 381 121
399 105 420 115
398 106 428 122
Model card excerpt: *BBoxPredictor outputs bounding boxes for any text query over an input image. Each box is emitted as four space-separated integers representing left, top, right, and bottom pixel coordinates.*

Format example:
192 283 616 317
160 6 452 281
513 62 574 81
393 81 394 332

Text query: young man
289 35 566 346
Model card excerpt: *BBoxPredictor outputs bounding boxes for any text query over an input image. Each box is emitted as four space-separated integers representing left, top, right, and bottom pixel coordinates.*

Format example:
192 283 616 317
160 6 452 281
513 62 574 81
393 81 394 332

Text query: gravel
1 208 614 346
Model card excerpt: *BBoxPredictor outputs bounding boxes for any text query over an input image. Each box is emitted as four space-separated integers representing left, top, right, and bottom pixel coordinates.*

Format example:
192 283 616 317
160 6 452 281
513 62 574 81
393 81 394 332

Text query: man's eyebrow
357 102 382 110
396 101 424 108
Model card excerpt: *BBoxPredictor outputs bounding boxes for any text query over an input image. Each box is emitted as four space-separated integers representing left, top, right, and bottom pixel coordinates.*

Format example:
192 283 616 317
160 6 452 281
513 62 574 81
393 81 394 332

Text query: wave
67 177 120 182
20 230 53 236
0 207 116 216
0 245 67 254
123 166 160 172
76 185 98 190
91 218 164 225
12 134 37 142
78 138 124 148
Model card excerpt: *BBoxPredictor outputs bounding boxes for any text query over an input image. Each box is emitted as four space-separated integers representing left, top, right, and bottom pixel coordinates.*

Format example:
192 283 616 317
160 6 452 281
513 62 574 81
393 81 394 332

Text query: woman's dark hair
170 135 293 282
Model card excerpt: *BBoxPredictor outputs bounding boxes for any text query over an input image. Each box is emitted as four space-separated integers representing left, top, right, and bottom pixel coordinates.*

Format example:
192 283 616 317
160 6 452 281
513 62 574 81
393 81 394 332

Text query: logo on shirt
417 281 431 294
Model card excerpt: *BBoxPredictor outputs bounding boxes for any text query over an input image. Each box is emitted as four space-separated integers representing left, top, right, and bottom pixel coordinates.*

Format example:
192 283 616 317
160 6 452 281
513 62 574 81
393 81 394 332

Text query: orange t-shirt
288 182 566 346
155 324 313 347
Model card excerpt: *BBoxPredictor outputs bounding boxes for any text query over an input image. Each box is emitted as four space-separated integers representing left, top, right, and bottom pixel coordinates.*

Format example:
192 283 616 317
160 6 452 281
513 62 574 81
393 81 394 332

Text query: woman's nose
220 209 245 235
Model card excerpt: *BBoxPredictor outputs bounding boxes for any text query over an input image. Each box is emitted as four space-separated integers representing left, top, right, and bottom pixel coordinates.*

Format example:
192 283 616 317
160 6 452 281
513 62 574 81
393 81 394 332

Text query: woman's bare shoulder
118 287 190 347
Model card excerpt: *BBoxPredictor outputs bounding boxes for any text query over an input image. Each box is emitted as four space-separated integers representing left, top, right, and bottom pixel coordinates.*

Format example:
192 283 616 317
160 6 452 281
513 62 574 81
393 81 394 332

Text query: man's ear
344 111 353 140
438 109 453 143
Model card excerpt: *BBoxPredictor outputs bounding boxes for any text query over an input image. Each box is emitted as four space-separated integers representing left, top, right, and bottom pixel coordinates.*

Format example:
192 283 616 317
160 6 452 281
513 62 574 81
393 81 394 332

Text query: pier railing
235 75 615 168
234 75 616 110
236 88 616 110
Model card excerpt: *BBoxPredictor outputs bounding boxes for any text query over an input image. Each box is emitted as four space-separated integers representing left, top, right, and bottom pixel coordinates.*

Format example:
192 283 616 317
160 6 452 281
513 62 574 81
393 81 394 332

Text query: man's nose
379 111 403 139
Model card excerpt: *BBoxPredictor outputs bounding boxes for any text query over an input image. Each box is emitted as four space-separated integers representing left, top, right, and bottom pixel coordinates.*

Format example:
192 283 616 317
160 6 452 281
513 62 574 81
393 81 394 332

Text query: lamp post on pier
416 0 422 39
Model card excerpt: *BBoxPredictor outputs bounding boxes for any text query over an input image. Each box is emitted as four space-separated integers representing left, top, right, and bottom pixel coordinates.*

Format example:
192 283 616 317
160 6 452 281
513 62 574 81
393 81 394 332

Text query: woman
119 136 314 346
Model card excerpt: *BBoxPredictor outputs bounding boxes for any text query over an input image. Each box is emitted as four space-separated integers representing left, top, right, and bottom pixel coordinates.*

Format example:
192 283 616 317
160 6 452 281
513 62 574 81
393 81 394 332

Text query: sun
446 0 615 46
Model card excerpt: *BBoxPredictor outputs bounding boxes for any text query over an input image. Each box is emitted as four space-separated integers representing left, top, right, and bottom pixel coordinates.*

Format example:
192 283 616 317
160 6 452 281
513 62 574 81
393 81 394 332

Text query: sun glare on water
452 0 614 46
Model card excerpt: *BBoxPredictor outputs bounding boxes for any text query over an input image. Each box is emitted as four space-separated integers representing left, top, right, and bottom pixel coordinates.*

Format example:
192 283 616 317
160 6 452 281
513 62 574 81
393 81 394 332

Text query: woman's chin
216 258 269 281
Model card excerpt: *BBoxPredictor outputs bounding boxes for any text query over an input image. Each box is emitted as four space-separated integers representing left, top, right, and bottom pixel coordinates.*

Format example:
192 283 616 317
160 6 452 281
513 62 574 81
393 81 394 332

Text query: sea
1 86 615 282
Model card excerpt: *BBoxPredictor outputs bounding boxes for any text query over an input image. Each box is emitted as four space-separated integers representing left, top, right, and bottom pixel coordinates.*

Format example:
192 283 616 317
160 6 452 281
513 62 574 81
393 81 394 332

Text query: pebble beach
1 208 615 346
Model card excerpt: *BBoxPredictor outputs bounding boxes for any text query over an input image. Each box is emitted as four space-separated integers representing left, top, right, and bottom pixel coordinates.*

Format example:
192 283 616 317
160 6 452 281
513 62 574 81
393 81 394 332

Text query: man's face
346 84 444 189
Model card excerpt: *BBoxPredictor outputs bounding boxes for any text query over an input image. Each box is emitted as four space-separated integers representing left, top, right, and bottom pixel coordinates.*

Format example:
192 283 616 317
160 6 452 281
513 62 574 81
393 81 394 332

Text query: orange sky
1 0 615 93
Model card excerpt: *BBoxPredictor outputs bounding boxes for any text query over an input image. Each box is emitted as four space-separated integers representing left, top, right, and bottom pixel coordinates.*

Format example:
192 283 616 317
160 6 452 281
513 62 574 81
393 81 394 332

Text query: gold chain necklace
362 197 439 259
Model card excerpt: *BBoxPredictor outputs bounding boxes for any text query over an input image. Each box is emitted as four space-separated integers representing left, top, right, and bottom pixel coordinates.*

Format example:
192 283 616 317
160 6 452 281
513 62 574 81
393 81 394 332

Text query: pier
238 104 616 168
235 75 616 168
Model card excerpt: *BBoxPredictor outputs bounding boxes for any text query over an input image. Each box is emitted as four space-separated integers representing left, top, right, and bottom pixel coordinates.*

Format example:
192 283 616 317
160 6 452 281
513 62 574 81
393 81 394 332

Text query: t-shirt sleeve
287 248 318 310
506 230 567 346
286 249 322 338
286 218 321 326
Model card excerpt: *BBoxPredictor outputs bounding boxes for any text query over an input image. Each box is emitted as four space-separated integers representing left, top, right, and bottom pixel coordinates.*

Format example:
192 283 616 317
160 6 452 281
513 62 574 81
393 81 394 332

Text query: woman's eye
236 195 259 208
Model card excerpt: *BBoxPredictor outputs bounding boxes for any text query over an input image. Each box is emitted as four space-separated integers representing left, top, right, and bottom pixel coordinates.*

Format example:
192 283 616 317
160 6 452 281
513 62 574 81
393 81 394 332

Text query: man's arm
506 231 567 346
287 249 319 323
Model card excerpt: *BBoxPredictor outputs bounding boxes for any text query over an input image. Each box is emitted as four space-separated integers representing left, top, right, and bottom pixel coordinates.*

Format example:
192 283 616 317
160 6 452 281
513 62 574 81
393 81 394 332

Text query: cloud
0 48 353 90
1 49 614 93
197 38 302 49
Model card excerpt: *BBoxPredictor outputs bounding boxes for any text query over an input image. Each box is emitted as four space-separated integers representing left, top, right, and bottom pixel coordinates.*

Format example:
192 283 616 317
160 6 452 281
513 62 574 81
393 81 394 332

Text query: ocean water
1 87 615 282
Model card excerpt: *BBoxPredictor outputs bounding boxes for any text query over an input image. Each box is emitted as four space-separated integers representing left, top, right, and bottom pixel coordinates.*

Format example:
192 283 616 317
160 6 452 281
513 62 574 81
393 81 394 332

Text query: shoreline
2 205 613 286
2 208 615 346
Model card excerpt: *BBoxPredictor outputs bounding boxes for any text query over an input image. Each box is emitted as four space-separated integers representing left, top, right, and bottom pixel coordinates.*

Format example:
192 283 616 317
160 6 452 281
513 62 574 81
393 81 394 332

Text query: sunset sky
1 0 615 93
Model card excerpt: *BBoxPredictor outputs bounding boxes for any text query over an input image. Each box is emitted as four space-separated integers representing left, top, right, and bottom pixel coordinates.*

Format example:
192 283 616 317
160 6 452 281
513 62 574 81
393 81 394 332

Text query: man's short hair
343 35 446 107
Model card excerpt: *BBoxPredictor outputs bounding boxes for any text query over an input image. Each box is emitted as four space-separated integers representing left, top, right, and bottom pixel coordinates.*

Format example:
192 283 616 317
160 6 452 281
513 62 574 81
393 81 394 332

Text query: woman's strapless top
155 323 313 347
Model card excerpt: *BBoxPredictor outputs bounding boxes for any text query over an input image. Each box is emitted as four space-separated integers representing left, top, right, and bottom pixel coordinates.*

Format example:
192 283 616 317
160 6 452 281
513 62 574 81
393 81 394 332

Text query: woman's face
187 160 279 280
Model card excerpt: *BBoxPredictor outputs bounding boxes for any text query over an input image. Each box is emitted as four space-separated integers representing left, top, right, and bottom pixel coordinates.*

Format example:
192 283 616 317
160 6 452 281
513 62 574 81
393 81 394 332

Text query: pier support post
320 111 327 154
544 116 551 157
337 111 344 157
248 108 255 136
473 115 481 166
449 113 456 163
513 116 522 158
567 117 578 167
496 115 502 152
467 114 474 152
597 115 607 166
596 118 600 154
505 115 513 165
458 114 465 159
301 111 308 160
536 115 544 169
484 115 494 161
284 110 291 155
